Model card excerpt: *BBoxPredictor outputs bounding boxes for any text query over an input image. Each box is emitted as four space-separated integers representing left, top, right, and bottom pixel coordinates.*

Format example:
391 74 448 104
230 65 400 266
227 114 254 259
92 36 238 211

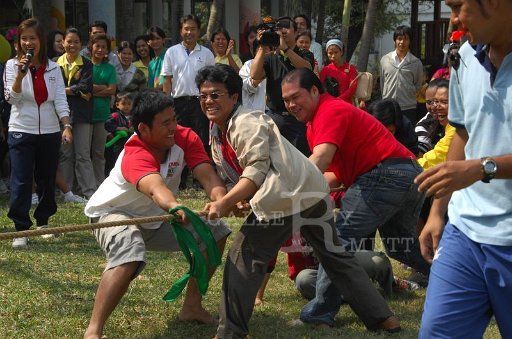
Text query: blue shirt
447 42 512 246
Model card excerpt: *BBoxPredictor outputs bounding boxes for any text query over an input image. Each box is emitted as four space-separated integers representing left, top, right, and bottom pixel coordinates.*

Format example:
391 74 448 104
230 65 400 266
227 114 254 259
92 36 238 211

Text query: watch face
484 160 497 173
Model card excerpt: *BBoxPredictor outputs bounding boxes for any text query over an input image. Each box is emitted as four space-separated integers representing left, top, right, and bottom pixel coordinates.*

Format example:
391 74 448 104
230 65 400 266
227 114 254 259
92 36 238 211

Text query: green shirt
147 48 167 88
93 62 117 122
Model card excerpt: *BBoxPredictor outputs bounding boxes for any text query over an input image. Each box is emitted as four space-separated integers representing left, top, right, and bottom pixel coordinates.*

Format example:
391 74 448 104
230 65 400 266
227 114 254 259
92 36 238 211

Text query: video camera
257 16 280 48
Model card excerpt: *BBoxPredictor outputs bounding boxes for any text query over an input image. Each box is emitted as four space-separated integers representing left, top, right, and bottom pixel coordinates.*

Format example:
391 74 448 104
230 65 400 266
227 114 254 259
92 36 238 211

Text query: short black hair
47 29 64 60
87 33 111 56
134 34 155 59
210 28 231 43
195 64 242 102
293 14 311 29
180 14 201 30
432 78 449 91
278 16 298 32
89 20 108 34
131 89 174 136
147 26 166 39
393 25 413 42
281 68 325 94
115 91 133 103
64 27 82 41
367 99 403 129
117 40 134 54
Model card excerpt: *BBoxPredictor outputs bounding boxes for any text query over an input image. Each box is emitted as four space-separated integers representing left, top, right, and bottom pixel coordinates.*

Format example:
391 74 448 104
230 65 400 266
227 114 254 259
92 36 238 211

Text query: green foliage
0 192 501 338
322 0 408 41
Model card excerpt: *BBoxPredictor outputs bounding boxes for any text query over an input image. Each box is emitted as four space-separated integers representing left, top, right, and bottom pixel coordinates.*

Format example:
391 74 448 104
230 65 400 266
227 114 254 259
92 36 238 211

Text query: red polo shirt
307 94 414 187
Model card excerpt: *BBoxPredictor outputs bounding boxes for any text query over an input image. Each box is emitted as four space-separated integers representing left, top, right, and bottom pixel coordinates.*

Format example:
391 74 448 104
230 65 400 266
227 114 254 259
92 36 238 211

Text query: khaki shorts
93 213 231 279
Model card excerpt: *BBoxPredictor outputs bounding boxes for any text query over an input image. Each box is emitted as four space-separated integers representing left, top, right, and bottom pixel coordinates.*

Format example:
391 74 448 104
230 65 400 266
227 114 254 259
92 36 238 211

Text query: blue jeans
420 223 512 338
300 158 428 325
8 132 61 231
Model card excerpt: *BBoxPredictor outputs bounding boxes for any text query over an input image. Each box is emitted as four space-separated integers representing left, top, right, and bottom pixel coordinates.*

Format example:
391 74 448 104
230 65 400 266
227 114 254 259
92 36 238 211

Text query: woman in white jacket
4 18 72 249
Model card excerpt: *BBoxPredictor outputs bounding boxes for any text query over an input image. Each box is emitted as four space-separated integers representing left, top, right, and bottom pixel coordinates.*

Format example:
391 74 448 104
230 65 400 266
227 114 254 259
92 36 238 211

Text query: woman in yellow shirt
210 28 243 73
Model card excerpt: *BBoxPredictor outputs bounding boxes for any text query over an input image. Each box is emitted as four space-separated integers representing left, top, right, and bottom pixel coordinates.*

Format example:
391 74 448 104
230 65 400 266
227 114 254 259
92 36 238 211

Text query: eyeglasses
426 100 448 106
198 92 227 102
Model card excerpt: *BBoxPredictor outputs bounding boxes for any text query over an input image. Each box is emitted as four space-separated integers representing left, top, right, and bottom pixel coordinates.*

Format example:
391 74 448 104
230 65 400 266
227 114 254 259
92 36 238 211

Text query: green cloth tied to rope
105 130 129 148
163 206 221 301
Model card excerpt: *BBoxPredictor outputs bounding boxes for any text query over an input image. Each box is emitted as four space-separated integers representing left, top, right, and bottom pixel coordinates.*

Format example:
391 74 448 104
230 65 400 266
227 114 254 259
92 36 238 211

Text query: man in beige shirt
197 64 400 339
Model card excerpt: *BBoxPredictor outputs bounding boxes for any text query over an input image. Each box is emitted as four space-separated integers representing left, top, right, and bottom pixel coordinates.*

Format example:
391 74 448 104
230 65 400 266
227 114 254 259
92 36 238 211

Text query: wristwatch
481 157 497 183
63 123 73 130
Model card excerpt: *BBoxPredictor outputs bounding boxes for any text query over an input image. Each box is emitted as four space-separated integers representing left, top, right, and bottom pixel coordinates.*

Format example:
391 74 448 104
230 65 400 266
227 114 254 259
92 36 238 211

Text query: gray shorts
93 213 231 279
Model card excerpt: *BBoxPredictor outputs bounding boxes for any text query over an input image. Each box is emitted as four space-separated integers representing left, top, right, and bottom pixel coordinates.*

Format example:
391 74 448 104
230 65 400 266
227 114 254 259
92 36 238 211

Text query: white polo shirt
160 42 215 98
84 126 210 229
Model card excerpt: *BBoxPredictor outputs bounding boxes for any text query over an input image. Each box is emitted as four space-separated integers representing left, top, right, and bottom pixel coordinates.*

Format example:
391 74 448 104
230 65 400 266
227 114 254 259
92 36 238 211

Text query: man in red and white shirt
84 89 231 339
282 68 429 327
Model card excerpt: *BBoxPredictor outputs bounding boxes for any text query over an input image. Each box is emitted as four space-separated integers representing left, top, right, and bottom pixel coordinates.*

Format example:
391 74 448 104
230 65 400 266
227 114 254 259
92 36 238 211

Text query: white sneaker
37 225 55 239
63 191 88 204
12 237 28 249
31 193 39 205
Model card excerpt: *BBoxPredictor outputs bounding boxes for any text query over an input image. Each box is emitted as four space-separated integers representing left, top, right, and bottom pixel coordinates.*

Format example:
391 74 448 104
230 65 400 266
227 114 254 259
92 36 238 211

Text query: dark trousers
216 198 393 338
7 132 61 231
402 108 419 126
173 96 210 153
266 110 310 156
174 96 210 187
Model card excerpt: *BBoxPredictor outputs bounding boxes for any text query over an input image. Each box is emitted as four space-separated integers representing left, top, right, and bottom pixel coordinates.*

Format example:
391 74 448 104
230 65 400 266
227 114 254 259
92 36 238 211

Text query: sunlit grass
0 191 500 338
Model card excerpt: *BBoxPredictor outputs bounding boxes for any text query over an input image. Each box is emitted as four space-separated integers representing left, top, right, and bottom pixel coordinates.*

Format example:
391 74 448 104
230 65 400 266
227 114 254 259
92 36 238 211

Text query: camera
257 16 280 48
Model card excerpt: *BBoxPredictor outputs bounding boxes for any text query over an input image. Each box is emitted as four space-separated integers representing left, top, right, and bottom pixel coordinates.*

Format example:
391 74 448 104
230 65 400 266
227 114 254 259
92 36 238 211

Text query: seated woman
368 98 419 156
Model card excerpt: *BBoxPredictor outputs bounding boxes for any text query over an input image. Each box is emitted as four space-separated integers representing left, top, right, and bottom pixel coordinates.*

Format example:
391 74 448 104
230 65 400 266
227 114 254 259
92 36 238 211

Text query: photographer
250 16 314 156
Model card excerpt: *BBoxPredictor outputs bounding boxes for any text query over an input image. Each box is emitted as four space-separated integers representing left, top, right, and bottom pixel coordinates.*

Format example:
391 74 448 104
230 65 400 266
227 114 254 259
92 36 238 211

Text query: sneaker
12 237 28 249
37 225 55 239
62 191 88 204
393 276 420 291
31 193 39 206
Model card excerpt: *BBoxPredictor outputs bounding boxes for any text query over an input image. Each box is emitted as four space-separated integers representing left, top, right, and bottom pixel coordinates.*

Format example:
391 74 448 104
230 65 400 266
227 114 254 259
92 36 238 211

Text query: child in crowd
104 92 133 175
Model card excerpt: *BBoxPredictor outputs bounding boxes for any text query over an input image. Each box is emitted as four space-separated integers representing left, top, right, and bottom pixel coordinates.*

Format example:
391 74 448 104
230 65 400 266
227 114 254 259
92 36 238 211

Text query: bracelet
63 124 73 130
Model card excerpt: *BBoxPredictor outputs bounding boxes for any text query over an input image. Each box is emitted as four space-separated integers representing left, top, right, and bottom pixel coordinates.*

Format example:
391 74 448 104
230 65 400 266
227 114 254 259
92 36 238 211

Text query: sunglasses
198 92 227 102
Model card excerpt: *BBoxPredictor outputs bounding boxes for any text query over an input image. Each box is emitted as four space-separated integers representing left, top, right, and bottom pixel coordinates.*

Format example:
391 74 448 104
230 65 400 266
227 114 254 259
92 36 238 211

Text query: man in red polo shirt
281 68 429 327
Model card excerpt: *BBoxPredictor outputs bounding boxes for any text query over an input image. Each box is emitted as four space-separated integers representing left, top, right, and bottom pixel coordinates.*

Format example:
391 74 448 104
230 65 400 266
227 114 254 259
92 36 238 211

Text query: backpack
350 72 374 101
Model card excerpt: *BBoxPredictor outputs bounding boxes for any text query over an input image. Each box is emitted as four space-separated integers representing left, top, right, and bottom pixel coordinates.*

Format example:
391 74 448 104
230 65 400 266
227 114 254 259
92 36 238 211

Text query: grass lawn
0 189 501 338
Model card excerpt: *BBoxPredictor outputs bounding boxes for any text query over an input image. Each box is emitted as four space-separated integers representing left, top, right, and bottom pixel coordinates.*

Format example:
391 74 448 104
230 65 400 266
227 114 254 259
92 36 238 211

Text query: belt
375 157 419 168
174 96 198 101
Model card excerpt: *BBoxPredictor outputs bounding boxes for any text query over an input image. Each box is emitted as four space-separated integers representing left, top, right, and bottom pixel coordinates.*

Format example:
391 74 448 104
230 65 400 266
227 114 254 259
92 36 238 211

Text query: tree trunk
116 0 135 43
341 0 351 51
31 0 52 31
356 0 378 71
302 0 313 20
315 0 326 43
315 0 326 44
205 0 225 42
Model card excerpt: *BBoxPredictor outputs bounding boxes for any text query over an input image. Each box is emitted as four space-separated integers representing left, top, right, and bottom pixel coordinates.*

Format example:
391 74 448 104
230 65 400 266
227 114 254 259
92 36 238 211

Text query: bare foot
178 307 218 324
254 297 263 307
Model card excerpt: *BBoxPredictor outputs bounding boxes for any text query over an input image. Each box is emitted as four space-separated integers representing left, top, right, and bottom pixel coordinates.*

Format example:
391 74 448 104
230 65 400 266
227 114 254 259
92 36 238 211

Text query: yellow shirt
215 54 243 69
133 60 149 80
418 123 456 169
